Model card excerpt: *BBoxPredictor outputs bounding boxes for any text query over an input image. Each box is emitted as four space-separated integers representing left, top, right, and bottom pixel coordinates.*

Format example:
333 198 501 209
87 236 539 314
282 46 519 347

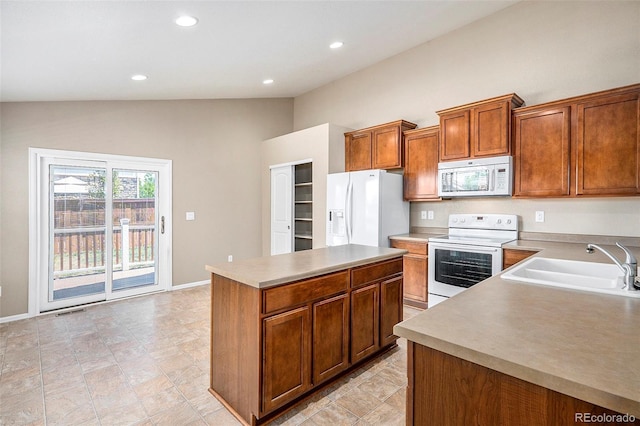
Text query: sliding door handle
161 216 165 234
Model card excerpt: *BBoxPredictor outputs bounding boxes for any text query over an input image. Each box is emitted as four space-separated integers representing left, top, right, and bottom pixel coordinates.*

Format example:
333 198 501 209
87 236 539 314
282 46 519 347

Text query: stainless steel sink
501 257 640 298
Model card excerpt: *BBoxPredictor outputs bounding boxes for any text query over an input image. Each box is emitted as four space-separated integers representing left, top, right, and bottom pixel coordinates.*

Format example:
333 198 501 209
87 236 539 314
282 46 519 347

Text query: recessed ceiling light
263 79 274 85
176 16 198 27
131 74 147 81
330 41 344 49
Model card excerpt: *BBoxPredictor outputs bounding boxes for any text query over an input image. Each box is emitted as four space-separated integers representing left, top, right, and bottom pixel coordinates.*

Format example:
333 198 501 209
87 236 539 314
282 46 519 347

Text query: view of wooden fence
52 199 155 273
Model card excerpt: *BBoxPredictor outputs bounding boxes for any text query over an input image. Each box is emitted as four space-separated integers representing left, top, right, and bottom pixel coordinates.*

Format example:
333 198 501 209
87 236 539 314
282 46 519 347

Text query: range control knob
507 219 512 224
496 219 502 224
452 218 458 223
460 218 466 223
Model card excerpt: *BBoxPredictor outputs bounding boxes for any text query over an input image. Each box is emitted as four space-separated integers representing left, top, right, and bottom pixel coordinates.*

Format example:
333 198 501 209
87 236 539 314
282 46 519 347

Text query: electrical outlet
421 211 427 220
428 211 434 220
186 211 195 221
228 255 233 262
535 211 545 223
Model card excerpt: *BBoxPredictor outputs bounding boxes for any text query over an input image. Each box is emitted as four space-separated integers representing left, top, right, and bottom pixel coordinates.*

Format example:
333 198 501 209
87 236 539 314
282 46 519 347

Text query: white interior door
32 149 172 313
270 165 293 255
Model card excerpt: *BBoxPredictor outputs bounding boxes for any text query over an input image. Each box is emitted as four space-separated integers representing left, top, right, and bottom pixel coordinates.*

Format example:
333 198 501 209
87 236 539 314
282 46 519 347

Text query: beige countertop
389 232 445 242
394 241 640 417
206 244 406 289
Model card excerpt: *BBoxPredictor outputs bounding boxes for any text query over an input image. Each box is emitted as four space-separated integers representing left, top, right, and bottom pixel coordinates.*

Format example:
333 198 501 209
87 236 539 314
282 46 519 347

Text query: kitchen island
394 243 640 425
206 244 406 425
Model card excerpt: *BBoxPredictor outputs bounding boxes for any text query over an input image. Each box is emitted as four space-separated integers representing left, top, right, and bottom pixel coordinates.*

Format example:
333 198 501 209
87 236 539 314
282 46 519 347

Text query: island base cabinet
210 255 404 426
312 294 349 385
262 307 312 414
350 284 380 364
406 342 638 426
380 276 403 347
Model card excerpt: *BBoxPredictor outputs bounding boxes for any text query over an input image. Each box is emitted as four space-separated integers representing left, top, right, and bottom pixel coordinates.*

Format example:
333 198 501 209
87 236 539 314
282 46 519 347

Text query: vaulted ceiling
1 1 518 102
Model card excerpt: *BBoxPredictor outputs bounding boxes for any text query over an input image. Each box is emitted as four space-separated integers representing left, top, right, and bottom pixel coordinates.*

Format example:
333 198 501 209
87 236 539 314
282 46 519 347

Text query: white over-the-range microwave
438 155 513 197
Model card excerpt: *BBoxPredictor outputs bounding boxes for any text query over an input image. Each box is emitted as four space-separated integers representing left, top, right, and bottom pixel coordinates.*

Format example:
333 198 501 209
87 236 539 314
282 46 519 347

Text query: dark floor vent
55 308 86 316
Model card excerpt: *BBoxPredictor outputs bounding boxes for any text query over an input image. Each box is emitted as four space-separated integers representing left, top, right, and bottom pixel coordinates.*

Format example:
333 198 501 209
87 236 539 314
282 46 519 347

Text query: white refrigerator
326 169 409 247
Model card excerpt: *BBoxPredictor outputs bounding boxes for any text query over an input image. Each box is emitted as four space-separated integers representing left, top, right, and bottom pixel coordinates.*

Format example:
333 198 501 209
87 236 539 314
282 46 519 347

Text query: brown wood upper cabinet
437 94 524 162
345 120 417 171
576 90 640 195
513 106 571 197
403 126 440 201
512 84 640 198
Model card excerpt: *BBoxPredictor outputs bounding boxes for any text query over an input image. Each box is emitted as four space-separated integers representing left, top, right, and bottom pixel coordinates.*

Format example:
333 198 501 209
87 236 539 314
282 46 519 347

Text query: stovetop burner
428 214 518 248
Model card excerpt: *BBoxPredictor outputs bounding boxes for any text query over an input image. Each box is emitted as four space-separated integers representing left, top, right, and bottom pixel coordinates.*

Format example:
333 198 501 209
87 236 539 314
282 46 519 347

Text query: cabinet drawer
503 249 538 269
390 239 427 255
263 271 349 314
351 258 403 288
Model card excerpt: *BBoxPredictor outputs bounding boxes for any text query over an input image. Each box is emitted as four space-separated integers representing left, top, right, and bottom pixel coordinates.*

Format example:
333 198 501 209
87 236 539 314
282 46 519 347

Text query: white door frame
28 148 172 316
269 159 312 255
270 165 293 255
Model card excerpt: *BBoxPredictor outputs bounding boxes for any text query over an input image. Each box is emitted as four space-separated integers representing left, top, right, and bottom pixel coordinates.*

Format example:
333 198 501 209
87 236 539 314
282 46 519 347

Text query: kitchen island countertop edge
206 244 407 289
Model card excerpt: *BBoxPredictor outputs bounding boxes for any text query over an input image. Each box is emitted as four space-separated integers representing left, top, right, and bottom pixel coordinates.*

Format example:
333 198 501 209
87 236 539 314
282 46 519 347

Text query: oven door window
434 248 493 288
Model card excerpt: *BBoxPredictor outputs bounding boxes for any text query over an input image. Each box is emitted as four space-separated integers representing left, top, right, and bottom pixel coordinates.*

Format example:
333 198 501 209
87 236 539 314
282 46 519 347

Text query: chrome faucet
586 243 638 291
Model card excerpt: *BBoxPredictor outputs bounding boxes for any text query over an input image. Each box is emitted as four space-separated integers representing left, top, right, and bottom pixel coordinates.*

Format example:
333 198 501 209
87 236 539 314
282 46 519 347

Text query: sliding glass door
34 151 171 313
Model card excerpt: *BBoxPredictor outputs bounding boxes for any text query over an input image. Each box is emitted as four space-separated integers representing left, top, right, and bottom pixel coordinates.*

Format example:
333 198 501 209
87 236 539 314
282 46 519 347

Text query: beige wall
260 123 350 256
293 1 640 238
0 99 293 318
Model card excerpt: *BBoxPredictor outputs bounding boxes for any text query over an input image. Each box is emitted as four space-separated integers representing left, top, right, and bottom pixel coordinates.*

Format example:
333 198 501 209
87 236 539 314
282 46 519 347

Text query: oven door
428 242 502 298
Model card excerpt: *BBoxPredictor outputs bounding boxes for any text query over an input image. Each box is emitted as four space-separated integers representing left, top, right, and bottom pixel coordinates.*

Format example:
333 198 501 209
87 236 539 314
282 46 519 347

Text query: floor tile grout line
36 320 48 426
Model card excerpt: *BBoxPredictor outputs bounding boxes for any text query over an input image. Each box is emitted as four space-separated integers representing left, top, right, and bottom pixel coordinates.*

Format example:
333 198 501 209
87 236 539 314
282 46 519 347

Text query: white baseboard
171 280 209 291
0 312 31 324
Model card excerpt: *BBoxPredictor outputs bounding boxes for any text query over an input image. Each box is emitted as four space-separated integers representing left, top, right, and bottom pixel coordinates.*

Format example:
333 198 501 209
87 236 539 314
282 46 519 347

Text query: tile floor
0 285 421 425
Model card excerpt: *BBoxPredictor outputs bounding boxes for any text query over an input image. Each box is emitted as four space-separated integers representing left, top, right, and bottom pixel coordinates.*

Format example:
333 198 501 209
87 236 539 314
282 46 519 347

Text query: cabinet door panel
351 258 403 288
502 249 538 270
350 284 380 364
390 239 428 256
373 126 402 169
263 306 311 413
346 132 372 171
513 107 571 197
403 254 427 303
380 275 403 347
403 128 439 200
313 294 349 385
473 101 510 157
576 93 640 195
440 110 470 161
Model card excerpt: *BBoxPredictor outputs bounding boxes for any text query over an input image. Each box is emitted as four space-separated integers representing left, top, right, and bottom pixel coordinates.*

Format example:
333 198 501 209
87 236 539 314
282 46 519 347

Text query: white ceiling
1 1 518 102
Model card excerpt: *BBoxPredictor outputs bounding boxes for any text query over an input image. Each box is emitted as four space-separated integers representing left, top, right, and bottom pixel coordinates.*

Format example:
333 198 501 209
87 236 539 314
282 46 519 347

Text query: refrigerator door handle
345 181 353 243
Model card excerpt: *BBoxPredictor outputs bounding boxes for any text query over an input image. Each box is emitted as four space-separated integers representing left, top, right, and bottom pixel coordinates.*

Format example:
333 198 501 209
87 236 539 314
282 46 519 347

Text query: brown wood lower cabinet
503 248 538 269
407 343 638 426
210 256 404 425
312 293 349 385
380 275 403 347
351 284 380 364
390 239 428 309
262 306 311 413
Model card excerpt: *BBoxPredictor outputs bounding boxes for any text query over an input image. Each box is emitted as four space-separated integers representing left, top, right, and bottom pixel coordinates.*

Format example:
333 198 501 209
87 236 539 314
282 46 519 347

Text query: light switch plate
535 211 545 223
186 212 195 221
420 211 427 220
428 211 434 220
